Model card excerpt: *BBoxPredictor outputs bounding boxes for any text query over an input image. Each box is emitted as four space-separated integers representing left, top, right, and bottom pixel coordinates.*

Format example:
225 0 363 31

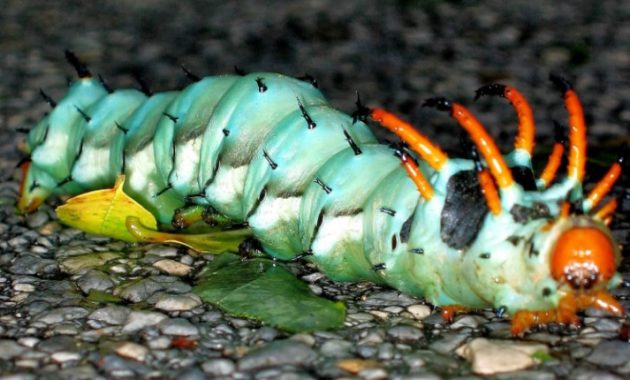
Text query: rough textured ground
0 1 629 379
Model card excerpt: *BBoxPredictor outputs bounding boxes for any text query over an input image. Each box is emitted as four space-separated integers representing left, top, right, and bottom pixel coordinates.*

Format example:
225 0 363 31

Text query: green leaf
194 254 346 332
531 350 555 363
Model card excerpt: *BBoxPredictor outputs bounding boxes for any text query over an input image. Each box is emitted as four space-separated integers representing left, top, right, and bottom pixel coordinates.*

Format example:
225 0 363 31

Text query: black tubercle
314 177 332 194
549 73 573 93
351 91 370 124
409 248 424 254
296 73 318 88
115 122 128 134
479 252 491 259
474 83 506 100
64 50 91 78
222 129 230 137
400 213 414 243
233 66 246 76
163 112 178 123
75 138 85 160
29 180 40 192
133 73 152 96
255 77 267 93
155 183 173 197
297 98 316 129
98 74 113 93
75 106 91 123
422 97 453 112
440 170 488 250
343 129 362 155
495 305 507 318
510 203 551 224
39 89 57 108
180 64 201 82
262 150 278 170
57 176 72 187
379 207 396 216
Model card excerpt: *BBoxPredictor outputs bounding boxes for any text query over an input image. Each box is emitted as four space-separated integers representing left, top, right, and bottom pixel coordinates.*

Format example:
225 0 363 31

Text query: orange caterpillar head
550 217 620 291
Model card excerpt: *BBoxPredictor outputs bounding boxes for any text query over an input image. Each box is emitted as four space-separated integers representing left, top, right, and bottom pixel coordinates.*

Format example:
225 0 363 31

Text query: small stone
202 358 236 376
122 311 168 333
155 293 202 311
455 338 548 375
320 339 353 358
238 340 316 371
450 315 484 329
407 304 431 320
387 325 424 342
33 306 89 324
146 246 179 257
147 336 171 350
585 340 630 367
0 339 26 359
88 305 130 325
153 259 192 276
158 318 199 336
289 333 316 347
13 283 36 292
51 351 81 363
26 210 49 228
359 367 388 380
116 342 149 362
77 270 115 293
337 358 381 374
117 278 164 302
10 254 57 276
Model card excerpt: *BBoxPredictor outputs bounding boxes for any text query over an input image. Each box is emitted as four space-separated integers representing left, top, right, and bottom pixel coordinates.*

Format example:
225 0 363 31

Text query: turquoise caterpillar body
19 70 623 318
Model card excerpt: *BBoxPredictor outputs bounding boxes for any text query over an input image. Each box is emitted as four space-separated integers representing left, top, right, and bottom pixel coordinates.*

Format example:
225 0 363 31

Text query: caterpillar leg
511 290 624 336
171 205 232 230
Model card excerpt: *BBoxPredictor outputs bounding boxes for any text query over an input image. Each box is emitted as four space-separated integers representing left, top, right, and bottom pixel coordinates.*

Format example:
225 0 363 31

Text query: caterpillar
17 52 625 335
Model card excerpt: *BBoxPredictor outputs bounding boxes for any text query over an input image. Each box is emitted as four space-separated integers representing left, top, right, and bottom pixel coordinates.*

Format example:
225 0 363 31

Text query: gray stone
122 311 168 333
202 358 236 376
154 293 202 311
117 278 164 302
238 340 317 371
60 252 120 274
115 341 149 362
153 259 192 276
158 318 199 336
387 325 424 342
0 339 26 359
9 254 57 276
76 270 115 293
586 340 630 367
320 339 353 357
33 306 89 324
88 305 130 325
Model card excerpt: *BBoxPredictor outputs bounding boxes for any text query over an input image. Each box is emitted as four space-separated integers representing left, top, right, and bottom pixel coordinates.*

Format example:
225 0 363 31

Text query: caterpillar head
549 216 619 292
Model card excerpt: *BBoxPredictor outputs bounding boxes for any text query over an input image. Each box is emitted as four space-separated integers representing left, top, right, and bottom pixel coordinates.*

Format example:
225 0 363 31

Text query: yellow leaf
56 175 157 242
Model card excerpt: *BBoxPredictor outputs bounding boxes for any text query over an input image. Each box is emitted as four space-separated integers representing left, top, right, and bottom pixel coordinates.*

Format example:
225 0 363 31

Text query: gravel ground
1 1 629 379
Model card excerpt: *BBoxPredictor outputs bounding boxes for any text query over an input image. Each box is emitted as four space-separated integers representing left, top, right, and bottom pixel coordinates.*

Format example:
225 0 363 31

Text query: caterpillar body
17 53 625 335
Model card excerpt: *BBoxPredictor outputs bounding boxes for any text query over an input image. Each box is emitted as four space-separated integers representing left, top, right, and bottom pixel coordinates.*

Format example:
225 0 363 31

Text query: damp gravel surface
1 1 630 379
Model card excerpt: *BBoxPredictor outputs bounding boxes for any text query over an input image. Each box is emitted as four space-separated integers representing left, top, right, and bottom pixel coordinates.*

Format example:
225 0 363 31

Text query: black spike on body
379 207 396 216
552 120 567 145
133 74 152 96
15 156 31 168
234 66 246 76
64 50 91 78
474 83 506 101
29 181 40 192
549 73 573 93
262 150 278 170
39 89 57 108
292 250 314 261
372 263 386 272
297 98 316 129
75 106 91 122
409 247 424 254
314 177 332 194
296 73 318 88
351 91 370 124
422 97 453 112
115 122 128 134
98 74 113 93
495 305 507 318
57 175 72 187
163 112 178 123
255 77 267 93
76 138 85 160
343 129 362 155
180 64 201 82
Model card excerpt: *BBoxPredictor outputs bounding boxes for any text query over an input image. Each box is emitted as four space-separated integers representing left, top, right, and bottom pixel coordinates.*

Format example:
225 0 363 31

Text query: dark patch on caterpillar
262 149 278 170
75 137 85 161
115 122 128 134
75 106 91 123
308 209 326 250
343 129 362 155
277 190 303 199
409 248 424 255
510 202 551 224
163 112 178 123
29 180 40 192
479 252 491 259
333 208 362 217
542 287 552 297
526 238 539 257
57 175 73 188
391 234 398 250
440 170 488 250
511 165 537 191
246 187 267 219
155 183 173 197
400 213 414 243
255 77 267 93
222 129 230 137
238 236 263 257
507 235 522 246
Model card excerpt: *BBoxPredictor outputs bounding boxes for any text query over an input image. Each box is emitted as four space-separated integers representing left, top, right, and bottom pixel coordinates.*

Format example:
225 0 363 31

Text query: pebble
585 341 630 367
88 305 130 325
456 338 548 375
115 341 149 362
202 358 236 376
320 339 354 357
76 270 115 293
153 259 192 276
387 325 424 342
32 306 89 324
121 311 168 333
158 318 199 336
59 252 120 274
154 293 202 311
51 351 81 363
238 340 317 371
145 246 179 258
0 339 26 359
117 278 165 302
407 304 431 320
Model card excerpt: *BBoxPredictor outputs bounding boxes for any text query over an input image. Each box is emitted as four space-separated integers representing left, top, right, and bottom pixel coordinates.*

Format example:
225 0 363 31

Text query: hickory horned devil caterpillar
17 51 626 335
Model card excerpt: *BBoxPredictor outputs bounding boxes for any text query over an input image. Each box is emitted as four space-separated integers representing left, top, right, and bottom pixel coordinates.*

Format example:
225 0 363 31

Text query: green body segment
21 72 621 315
